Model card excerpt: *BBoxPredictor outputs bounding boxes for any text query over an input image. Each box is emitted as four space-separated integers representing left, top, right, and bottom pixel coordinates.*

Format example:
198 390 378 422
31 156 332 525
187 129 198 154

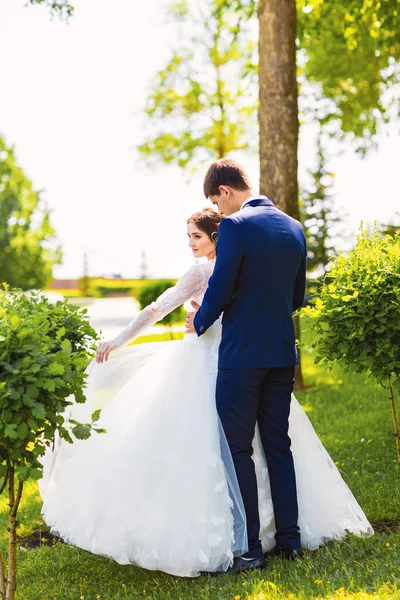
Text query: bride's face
187 222 215 259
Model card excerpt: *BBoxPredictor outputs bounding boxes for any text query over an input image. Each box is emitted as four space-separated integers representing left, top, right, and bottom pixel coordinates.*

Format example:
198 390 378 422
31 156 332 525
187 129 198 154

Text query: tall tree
258 0 304 387
258 0 299 217
140 0 400 387
140 1 400 178
0 137 62 290
258 0 399 388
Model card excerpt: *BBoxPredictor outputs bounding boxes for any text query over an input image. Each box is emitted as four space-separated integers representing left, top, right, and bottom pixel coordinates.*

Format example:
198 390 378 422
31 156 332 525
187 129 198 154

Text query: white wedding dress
39 259 373 577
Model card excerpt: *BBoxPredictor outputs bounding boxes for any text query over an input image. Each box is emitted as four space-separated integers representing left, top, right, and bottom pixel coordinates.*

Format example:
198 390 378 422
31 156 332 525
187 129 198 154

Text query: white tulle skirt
39 334 373 577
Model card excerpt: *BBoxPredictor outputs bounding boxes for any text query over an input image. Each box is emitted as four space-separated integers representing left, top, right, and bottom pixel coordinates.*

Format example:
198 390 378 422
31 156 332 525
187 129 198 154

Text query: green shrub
304 230 400 461
0 287 102 599
48 289 83 298
70 278 179 299
94 285 133 297
138 281 184 328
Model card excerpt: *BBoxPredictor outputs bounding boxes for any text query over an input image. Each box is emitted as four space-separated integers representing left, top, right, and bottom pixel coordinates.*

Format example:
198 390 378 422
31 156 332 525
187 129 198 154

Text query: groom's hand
185 300 200 334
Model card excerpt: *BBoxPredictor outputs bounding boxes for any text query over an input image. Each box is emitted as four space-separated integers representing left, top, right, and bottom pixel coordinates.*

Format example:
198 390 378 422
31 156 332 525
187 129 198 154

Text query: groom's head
203 158 253 216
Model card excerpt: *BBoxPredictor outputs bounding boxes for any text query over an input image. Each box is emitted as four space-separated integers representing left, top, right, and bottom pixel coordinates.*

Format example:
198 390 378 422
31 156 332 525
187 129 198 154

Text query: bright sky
0 0 399 280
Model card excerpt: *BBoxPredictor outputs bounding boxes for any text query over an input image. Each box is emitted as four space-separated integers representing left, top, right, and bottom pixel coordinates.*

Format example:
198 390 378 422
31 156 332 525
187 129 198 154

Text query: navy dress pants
216 366 300 558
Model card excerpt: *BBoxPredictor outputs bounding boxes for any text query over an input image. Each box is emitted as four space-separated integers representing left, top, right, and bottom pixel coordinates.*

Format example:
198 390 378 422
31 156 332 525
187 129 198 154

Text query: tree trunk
0 550 5 600
0 467 9 600
259 0 304 387
6 467 16 600
258 0 299 217
5 468 23 600
388 374 400 463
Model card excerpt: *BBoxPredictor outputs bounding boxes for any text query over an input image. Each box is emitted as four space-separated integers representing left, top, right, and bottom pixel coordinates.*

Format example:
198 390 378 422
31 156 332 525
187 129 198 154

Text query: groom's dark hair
203 158 251 198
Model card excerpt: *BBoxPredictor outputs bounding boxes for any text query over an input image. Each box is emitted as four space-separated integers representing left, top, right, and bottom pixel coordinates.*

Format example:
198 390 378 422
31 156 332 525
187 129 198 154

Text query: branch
10 480 24 519
388 373 400 463
0 549 5 600
0 468 9 497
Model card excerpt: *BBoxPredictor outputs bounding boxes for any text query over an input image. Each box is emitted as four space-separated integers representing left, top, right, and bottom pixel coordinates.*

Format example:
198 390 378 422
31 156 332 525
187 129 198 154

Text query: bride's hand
96 341 117 363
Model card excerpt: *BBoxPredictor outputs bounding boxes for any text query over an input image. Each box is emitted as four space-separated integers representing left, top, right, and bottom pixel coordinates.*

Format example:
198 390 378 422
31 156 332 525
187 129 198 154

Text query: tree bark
0 550 5 600
5 468 23 600
258 0 299 218
0 468 9 497
0 466 8 600
388 375 400 463
259 0 304 387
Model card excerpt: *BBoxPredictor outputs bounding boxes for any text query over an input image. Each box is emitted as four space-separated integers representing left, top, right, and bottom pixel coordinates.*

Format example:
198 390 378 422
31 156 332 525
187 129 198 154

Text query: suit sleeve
293 229 307 312
194 218 243 336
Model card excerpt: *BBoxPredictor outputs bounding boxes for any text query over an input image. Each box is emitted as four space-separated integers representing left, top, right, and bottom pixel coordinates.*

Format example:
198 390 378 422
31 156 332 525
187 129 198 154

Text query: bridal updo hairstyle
186 208 222 245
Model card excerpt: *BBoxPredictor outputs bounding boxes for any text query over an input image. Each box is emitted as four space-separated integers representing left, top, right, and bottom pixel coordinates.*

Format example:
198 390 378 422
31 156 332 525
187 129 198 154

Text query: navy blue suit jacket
194 198 307 369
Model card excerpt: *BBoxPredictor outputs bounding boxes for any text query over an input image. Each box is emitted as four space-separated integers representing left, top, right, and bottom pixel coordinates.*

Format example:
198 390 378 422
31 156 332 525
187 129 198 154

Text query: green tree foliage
301 134 342 277
139 281 184 333
141 0 400 171
304 231 400 461
0 137 62 290
297 0 400 151
0 288 101 599
138 0 258 172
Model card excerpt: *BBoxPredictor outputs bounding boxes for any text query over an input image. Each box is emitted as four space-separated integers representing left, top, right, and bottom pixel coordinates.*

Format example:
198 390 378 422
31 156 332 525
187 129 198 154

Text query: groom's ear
219 185 230 197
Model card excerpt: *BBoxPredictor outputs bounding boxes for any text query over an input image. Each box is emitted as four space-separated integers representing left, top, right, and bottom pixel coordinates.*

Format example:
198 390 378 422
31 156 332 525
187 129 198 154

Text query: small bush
0 287 102 598
304 230 400 461
138 281 184 327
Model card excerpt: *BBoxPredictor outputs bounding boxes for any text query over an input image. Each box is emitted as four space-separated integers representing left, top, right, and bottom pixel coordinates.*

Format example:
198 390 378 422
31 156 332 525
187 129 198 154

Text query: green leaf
56 326 66 339
91 409 102 423
22 356 32 369
31 403 46 420
4 424 18 439
72 424 91 440
25 385 39 399
28 418 39 430
61 339 71 351
48 362 65 376
16 422 29 440
11 315 20 328
42 379 56 392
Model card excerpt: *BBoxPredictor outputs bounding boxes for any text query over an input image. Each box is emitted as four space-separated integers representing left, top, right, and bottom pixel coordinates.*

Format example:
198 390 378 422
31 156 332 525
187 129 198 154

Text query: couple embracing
40 159 372 577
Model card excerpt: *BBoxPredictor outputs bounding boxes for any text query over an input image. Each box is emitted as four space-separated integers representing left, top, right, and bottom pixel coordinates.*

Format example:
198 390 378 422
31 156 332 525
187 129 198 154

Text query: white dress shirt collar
240 195 269 210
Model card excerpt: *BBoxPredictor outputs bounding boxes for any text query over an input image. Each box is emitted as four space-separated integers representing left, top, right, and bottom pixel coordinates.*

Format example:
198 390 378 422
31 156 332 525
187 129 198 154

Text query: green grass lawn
1 321 400 599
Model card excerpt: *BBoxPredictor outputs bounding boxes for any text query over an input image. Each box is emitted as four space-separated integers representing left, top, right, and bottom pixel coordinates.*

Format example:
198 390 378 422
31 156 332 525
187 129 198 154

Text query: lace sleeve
111 264 206 348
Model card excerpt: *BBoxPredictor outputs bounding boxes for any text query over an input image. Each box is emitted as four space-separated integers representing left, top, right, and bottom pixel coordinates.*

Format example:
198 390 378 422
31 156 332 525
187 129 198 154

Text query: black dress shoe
223 555 266 575
264 546 303 560
202 555 266 576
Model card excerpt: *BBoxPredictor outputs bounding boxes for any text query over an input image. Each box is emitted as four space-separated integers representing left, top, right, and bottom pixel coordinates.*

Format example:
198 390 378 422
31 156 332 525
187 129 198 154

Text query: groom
185 158 307 574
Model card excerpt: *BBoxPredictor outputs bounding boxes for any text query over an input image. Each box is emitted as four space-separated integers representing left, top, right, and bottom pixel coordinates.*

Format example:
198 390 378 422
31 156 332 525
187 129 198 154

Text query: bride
39 208 373 577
